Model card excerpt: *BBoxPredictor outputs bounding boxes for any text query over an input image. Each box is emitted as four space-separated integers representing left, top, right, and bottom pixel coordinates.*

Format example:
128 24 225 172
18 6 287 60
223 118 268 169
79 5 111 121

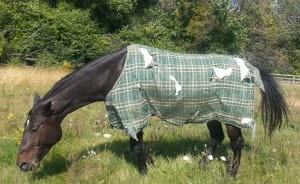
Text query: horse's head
16 95 62 172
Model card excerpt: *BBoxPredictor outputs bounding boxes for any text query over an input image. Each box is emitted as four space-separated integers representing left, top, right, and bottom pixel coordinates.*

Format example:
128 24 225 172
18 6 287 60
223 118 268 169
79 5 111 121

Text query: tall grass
0 67 299 183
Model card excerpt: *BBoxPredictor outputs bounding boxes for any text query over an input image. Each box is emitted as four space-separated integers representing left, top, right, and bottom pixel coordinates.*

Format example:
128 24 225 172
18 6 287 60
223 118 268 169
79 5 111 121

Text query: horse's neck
43 47 127 120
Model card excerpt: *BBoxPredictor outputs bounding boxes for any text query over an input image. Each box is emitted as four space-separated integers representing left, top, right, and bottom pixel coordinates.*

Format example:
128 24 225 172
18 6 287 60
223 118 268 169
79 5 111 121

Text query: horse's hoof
140 168 148 175
199 155 210 167
146 156 154 166
227 167 238 178
138 163 148 175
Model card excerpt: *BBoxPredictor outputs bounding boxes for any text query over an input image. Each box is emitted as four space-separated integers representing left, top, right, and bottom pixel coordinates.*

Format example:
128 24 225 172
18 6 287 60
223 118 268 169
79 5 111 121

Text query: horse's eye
30 124 39 132
30 122 44 132
31 127 38 132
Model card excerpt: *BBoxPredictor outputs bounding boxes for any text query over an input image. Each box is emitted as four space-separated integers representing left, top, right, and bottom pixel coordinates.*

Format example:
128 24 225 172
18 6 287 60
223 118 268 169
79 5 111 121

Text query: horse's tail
259 69 289 137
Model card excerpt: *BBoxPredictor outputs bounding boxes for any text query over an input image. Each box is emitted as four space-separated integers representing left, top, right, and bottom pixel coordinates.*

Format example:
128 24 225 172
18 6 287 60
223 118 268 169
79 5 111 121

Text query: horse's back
106 44 262 139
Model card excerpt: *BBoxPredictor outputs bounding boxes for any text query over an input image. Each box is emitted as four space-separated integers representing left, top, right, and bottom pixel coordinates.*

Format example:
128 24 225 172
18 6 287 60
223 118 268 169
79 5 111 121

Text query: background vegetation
0 1 299 182
0 0 299 73
0 67 299 183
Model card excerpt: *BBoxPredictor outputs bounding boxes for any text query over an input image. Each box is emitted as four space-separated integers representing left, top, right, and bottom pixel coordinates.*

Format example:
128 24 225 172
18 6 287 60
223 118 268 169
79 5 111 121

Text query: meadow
0 67 299 184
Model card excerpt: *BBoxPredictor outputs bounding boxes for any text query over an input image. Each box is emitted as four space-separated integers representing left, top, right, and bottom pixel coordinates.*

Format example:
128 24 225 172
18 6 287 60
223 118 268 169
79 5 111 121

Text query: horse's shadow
33 137 248 179
32 154 69 179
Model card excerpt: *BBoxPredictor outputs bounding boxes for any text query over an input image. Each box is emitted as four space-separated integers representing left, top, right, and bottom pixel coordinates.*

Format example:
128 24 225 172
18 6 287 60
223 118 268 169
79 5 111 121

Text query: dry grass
0 67 69 136
0 66 68 87
0 67 299 184
283 83 300 117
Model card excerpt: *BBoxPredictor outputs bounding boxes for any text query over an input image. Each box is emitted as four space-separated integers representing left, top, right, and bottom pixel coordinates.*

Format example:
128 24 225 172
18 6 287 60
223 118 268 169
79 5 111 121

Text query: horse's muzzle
18 162 30 172
17 160 40 172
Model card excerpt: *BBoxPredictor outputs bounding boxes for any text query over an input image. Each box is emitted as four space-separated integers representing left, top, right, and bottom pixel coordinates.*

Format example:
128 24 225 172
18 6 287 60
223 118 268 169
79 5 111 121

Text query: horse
16 44 288 177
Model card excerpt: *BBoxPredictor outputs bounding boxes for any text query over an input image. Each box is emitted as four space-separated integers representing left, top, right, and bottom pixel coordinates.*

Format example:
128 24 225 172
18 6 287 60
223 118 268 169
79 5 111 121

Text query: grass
0 66 299 183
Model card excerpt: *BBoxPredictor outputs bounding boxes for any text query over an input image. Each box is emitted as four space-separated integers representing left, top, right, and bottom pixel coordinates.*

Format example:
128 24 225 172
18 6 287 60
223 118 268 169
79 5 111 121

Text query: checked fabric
105 44 264 140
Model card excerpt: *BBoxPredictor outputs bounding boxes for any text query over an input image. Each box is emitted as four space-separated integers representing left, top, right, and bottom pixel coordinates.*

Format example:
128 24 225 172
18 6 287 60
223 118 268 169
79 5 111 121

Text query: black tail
259 69 289 137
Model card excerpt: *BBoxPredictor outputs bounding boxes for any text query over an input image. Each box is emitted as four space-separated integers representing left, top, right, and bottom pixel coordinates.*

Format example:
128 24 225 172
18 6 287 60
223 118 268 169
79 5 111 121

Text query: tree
0 1 118 67
188 0 247 55
66 0 141 32
0 0 299 73
240 0 297 73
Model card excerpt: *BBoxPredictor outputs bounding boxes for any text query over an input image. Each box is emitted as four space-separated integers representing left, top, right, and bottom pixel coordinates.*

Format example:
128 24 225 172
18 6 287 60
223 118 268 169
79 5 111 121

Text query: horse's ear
33 94 41 106
42 101 54 116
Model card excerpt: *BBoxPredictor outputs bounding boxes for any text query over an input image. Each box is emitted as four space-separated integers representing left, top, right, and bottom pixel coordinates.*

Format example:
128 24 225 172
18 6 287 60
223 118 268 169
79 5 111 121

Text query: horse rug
105 44 264 140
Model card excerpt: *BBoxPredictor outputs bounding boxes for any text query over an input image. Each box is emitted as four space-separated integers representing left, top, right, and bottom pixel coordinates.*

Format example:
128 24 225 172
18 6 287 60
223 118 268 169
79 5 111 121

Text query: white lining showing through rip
212 67 233 79
234 58 249 81
139 48 153 68
241 118 253 125
169 75 182 96
241 117 256 142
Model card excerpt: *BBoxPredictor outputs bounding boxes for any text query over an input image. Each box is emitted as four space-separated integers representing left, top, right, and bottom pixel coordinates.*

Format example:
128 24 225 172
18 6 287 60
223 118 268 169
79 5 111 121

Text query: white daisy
220 156 227 162
182 155 191 161
103 133 112 138
207 155 213 161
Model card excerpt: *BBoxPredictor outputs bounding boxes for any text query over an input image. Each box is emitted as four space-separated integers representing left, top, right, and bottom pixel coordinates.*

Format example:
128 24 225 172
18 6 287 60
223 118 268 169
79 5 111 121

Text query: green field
0 67 299 184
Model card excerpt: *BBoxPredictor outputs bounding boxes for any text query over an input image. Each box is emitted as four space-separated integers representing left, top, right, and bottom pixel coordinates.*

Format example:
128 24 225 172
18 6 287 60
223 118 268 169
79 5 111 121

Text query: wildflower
105 114 108 118
220 156 227 162
207 155 213 161
7 112 14 120
62 60 73 70
103 133 112 138
182 155 191 161
95 133 101 137
87 150 96 156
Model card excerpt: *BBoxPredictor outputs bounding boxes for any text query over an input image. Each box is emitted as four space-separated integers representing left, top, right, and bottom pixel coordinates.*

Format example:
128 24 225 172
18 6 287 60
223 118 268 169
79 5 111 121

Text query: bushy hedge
0 0 299 73
118 7 188 52
0 1 123 67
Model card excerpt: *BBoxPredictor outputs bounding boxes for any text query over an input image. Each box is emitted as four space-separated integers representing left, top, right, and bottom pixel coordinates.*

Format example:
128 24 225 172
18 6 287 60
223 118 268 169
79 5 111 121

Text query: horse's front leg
226 124 244 178
129 130 154 174
200 120 225 166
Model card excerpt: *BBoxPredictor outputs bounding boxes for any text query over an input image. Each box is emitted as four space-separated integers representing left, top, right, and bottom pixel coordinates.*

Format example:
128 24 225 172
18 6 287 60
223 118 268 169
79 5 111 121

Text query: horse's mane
42 47 127 101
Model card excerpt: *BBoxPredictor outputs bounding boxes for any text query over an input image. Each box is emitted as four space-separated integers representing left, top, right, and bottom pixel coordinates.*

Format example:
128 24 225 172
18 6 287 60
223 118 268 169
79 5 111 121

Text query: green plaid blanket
105 44 264 140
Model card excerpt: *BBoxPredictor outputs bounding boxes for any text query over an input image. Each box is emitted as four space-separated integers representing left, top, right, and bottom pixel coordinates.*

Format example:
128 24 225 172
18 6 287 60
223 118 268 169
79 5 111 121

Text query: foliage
277 0 300 74
239 0 299 73
69 0 139 32
0 33 5 59
0 0 299 73
118 6 188 52
0 1 119 67
199 0 248 54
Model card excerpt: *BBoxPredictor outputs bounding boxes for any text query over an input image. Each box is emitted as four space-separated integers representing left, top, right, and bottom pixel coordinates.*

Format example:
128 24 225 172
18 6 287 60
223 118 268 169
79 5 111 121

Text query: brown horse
16 45 288 177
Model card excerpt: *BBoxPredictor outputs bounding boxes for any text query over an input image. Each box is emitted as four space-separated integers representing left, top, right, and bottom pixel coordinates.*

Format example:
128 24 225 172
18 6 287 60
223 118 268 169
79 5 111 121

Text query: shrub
118 7 188 52
0 2 113 67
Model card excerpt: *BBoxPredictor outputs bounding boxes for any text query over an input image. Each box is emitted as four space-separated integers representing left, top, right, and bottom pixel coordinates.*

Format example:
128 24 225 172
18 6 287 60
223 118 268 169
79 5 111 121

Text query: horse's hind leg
130 130 154 174
226 124 244 177
199 120 225 166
